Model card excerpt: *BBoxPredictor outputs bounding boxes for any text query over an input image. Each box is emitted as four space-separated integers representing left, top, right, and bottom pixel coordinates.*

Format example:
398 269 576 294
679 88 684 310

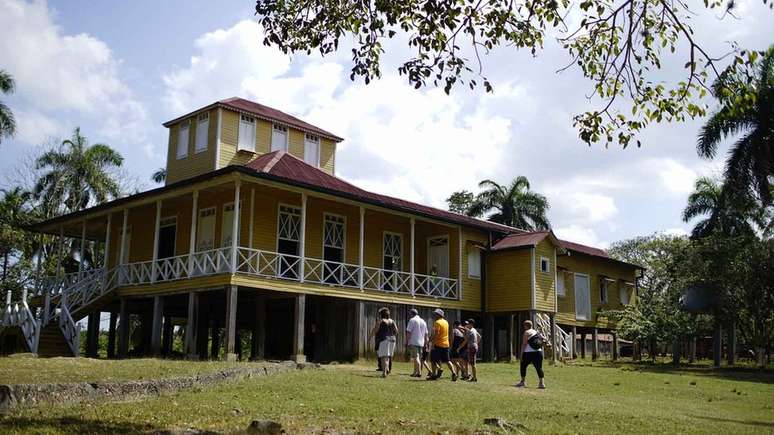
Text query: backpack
527 331 544 349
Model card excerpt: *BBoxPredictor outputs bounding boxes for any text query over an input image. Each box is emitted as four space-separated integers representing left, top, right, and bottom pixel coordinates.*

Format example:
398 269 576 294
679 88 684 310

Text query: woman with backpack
370 307 398 378
516 319 546 389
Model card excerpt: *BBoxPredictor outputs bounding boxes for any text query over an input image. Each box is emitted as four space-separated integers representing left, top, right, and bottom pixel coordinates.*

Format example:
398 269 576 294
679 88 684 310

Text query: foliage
152 167 167 184
0 70 15 144
681 176 764 239
445 190 479 216
467 176 550 230
697 45 774 205
34 127 124 215
254 0 771 148
0 187 35 300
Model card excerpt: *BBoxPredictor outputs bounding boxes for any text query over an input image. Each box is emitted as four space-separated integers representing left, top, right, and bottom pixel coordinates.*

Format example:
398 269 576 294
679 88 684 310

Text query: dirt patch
0 361 318 413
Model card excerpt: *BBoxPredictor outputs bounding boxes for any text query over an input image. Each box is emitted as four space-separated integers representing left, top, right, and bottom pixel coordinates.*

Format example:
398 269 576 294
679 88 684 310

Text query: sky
1 0 772 249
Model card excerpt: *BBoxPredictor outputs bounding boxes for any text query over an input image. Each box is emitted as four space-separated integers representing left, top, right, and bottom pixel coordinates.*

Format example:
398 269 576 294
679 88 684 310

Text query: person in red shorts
458 319 481 382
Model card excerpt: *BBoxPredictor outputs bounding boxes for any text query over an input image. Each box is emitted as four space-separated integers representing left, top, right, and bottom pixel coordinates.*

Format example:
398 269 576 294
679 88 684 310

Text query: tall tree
446 190 479 217
255 1 768 147
697 45 774 205
34 127 124 215
0 70 16 144
681 176 762 239
468 177 550 230
0 187 33 299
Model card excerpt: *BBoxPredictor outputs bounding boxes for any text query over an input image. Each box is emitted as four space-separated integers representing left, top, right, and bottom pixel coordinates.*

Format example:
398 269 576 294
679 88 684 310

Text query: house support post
224 285 238 361
353 300 365 360
727 321 736 366
292 293 306 363
507 313 515 362
86 311 100 358
185 291 199 359
230 181 241 273
571 326 577 359
358 207 364 290
188 191 198 272
612 332 619 361
151 200 162 283
713 321 722 368
250 294 265 360
117 299 129 358
150 296 164 355
485 314 495 361
102 213 112 287
580 333 586 359
118 209 129 283
162 315 173 356
107 311 117 359
592 328 599 361
299 193 307 282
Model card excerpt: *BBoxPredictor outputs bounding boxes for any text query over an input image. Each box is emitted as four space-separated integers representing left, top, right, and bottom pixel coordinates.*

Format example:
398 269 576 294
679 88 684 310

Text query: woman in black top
370 307 398 378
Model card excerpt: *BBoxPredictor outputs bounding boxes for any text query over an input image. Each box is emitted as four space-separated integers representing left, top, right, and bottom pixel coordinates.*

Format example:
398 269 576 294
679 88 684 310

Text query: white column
410 217 415 297
56 226 64 278
248 188 255 249
78 220 87 276
103 213 112 268
299 192 307 283
230 180 241 273
458 226 463 300
358 206 365 291
151 200 162 283
188 190 199 273
119 209 129 270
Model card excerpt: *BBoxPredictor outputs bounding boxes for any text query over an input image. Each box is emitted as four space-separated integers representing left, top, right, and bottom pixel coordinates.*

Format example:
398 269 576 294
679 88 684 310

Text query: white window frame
304 133 320 167
557 270 566 297
176 120 190 159
467 246 481 279
426 234 450 278
271 123 289 152
383 231 403 271
540 256 550 274
195 112 209 153
600 278 611 304
276 203 302 251
574 272 591 321
196 207 217 252
322 213 346 259
237 114 257 152
619 281 631 305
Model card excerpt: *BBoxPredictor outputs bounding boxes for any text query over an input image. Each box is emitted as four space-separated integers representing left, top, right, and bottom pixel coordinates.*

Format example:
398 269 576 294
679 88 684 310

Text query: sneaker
538 382 546 389
452 373 458 382
437 369 443 379
468 377 478 382
515 381 526 388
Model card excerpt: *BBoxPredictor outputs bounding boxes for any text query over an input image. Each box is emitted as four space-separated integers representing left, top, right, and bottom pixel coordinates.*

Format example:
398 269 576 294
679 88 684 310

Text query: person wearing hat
405 308 428 377
428 308 457 381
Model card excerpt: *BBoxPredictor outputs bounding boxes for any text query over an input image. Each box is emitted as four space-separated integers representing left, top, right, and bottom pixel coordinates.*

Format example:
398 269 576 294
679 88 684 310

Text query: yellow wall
486 249 532 312
165 109 217 185
534 240 556 312
555 252 638 328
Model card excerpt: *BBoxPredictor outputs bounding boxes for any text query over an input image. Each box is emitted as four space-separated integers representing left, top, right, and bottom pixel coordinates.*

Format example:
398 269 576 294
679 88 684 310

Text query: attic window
540 256 550 273
272 123 288 152
304 134 320 166
238 115 256 152
176 120 189 159
195 112 209 153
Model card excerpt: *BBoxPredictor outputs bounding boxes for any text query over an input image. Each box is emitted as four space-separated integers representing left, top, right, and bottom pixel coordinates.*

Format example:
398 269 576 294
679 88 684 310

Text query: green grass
0 356 266 384
1 359 773 434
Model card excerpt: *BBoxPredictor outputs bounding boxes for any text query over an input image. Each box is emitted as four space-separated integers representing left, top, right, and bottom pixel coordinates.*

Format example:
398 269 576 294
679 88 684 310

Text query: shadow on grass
691 415 774 428
569 359 774 384
0 416 165 434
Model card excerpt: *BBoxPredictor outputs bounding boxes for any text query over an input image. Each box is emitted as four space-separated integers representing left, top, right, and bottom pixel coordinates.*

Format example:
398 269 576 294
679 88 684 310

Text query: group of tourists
370 307 546 388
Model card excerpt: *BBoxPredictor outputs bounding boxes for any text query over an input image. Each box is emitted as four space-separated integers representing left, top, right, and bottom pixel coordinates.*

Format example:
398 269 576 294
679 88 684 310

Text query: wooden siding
165 109 217 185
320 139 336 174
460 228 488 311
555 252 638 328
534 240 556 312
485 249 532 312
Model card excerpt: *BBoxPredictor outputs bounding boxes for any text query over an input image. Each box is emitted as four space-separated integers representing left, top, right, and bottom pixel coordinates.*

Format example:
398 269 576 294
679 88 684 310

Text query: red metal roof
491 231 551 251
163 97 344 142
559 239 609 258
242 151 515 233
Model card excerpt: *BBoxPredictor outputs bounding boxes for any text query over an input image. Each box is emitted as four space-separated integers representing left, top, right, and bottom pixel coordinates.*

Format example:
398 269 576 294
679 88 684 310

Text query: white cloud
663 227 689 237
13 109 65 145
0 0 147 145
554 225 608 248
650 158 699 195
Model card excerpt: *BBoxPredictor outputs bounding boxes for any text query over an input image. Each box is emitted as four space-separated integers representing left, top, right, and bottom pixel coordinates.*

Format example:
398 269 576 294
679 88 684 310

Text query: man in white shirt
405 308 428 377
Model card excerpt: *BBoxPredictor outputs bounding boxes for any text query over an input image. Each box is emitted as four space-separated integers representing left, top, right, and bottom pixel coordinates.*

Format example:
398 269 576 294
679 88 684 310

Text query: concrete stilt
86 311 100 358
117 299 130 359
185 291 198 359
107 312 117 359
580 333 586 359
224 285 238 361
150 296 164 355
571 326 577 359
292 294 306 363
592 328 599 361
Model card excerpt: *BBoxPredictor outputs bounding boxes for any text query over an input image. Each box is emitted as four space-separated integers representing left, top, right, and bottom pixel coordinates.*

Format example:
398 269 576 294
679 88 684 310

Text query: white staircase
534 312 572 359
2 267 119 356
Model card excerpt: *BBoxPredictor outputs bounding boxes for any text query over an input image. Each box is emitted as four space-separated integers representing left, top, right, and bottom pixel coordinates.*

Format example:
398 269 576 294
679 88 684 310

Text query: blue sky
1 0 773 248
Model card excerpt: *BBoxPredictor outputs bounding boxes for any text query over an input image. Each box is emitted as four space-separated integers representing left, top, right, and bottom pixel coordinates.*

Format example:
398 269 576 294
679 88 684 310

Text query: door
574 274 592 320
322 214 345 284
196 207 216 274
277 205 301 279
158 218 177 259
427 236 449 277
382 232 402 291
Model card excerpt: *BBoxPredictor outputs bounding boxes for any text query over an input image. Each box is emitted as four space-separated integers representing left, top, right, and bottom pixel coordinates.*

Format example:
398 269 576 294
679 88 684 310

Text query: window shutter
304 134 320 166
238 115 256 152
176 121 189 159
467 248 481 278
272 124 288 152
195 113 209 152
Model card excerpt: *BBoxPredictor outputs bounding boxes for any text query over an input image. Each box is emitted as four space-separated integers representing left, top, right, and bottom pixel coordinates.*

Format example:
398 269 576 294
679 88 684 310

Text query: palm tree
0 70 16 143
681 177 762 239
468 176 550 230
152 167 167 184
697 45 774 204
0 187 32 286
34 127 124 214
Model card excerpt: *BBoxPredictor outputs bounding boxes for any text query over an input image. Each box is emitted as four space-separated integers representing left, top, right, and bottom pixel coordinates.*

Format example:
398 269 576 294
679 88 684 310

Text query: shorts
377 337 396 358
431 347 450 363
407 345 422 359
467 345 478 364
421 348 429 361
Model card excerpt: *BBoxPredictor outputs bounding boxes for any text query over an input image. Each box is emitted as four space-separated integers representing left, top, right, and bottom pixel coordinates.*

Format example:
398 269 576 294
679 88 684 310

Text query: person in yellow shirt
428 308 458 381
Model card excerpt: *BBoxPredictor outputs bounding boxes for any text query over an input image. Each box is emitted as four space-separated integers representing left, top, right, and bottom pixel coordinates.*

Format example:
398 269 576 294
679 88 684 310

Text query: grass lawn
0 356 266 384
1 359 773 434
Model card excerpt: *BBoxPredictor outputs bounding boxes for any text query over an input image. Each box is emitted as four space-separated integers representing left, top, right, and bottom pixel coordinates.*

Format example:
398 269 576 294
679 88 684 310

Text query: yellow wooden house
1 97 642 362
